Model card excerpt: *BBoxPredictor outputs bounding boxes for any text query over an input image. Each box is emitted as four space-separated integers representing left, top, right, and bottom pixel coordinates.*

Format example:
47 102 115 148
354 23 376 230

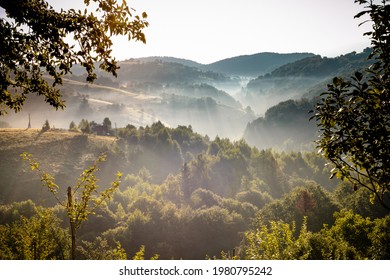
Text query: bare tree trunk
67 186 76 260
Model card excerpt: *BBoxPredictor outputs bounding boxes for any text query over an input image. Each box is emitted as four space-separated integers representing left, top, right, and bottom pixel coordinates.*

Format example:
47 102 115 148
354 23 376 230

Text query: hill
204 52 315 77
4 70 252 139
242 49 374 150
243 99 317 151
4 49 374 144
132 56 203 69
116 59 230 84
0 128 118 203
132 52 316 78
266 48 372 78
240 48 373 113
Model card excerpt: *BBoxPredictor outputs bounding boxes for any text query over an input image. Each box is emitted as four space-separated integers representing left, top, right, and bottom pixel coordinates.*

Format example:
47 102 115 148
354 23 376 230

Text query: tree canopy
312 0 390 210
0 0 148 115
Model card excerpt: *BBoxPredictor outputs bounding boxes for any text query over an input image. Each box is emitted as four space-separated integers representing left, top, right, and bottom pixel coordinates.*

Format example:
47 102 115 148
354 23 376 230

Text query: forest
0 0 389 260
0 122 388 259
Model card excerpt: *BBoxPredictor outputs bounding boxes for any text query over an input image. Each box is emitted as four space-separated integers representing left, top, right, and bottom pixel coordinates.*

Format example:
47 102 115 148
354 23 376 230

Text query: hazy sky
123 0 372 63
2 0 373 64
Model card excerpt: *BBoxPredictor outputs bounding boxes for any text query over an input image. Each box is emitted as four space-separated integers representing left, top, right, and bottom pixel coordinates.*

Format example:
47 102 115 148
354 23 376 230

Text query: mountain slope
127 52 316 78
243 99 317 151
242 49 374 150
240 49 372 113
133 56 203 69
204 52 315 77
116 60 229 84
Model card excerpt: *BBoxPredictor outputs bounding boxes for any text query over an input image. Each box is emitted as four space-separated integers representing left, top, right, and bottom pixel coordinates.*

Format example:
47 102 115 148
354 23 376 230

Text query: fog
3 79 255 141
237 76 324 114
3 58 325 145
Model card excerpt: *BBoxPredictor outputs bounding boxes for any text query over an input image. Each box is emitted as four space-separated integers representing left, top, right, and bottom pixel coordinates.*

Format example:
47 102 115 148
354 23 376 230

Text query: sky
122 0 372 63
2 0 373 64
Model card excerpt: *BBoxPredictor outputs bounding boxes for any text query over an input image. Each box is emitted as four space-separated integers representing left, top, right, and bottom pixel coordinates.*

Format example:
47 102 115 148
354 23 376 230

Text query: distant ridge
205 52 316 77
129 52 316 77
130 56 203 69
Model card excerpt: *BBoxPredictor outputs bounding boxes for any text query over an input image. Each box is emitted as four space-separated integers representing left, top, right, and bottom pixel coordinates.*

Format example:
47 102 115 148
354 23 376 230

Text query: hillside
132 56 203 69
116 60 231 84
205 52 315 77
132 52 316 77
3 49 374 143
243 99 317 151
239 49 373 113
0 129 118 203
242 50 374 150
266 48 372 78
4 73 252 139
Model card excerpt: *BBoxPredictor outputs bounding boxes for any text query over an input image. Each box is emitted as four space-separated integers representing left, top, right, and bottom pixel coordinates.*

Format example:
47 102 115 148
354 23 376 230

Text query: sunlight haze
41 0 372 64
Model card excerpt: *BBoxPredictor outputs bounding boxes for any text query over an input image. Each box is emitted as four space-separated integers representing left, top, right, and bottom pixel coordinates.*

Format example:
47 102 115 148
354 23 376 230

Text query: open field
0 128 120 203
0 128 116 151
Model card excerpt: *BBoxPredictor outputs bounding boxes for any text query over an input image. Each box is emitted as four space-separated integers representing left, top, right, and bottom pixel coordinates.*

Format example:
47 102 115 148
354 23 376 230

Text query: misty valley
1 49 389 260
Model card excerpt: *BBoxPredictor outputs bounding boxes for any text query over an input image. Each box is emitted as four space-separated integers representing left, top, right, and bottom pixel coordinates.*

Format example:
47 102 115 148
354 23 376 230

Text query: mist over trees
0 117 388 259
0 0 389 260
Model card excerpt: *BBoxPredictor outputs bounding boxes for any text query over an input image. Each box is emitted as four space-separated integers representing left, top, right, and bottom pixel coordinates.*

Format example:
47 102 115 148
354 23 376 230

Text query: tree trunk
67 186 76 260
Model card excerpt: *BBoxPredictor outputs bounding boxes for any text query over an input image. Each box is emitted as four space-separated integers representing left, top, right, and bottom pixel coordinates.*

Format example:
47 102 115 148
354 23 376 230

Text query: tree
240 210 390 260
41 119 50 132
102 116 112 133
242 218 311 260
312 0 390 210
181 162 191 199
78 236 127 260
69 121 78 132
0 0 148 115
0 207 70 260
21 152 122 259
78 118 91 134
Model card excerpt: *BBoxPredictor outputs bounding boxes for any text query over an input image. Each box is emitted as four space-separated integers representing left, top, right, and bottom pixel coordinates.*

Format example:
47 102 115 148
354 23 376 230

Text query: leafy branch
0 0 148 115
312 0 390 211
20 152 122 259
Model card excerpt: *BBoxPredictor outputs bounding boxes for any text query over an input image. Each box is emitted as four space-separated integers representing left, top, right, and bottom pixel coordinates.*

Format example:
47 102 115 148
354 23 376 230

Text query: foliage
132 245 159 260
78 236 127 260
103 117 112 132
78 118 91 134
0 200 37 225
235 189 272 210
312 0 390 210
242 218 311 260
0 207 70 259
333 182 389 219
0 0 148 115
278 151 338 190
41 119 50 132
254 184 340 232
249 149 289 198
190 188 221 209
103 189 250 259
1 117 388 259
69 121 78 132
20 152 122 259
369 214 390 259
244 98 318 151
304 210 378 260
241 210 390 260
